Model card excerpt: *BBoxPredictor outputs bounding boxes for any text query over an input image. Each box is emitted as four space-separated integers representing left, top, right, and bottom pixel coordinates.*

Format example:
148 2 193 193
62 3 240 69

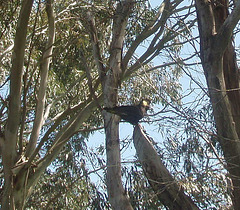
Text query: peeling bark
195 0 240 208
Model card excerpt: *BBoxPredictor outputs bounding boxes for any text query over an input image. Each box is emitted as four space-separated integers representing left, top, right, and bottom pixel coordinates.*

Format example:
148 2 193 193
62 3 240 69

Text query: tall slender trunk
2 0 34 209
101 1 134 209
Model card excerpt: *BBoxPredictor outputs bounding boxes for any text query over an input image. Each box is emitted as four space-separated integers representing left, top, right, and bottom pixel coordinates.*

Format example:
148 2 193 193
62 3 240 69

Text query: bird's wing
104 105 146 125
110 106 142 116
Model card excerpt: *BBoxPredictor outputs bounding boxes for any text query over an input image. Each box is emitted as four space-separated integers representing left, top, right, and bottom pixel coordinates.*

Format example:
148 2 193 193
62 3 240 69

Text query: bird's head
139 99 151 110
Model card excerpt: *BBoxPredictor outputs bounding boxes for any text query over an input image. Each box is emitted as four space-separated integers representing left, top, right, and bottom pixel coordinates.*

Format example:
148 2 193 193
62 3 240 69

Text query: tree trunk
195 0 240 208
133 125 199 210
2 0 34 209
101 1 134 209
1 1 56 209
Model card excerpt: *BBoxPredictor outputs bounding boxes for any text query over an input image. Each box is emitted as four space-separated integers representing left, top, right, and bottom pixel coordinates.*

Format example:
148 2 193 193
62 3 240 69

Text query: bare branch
79 50 102 110
0 44 14 63
27 97 102 188
25 0 55 157
27 92 102 166
86 11 105 79
122 0 170 71
124 3 193 78
133 125 199 210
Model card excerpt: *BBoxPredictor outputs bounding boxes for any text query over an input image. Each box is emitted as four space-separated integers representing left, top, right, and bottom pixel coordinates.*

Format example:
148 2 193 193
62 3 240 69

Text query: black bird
104 99 151 125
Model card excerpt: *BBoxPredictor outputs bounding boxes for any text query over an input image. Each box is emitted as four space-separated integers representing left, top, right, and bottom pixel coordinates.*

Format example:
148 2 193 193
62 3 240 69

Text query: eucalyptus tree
195 0 240 209
2 0 239 209
135 1 240 209
0 0 188 209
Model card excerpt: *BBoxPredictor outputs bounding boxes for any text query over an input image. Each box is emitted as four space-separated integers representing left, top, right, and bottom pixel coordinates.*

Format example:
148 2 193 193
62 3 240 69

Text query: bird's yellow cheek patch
142 100 149 106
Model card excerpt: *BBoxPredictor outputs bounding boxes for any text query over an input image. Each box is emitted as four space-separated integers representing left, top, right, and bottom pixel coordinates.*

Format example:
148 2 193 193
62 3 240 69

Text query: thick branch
2 0 34 208
4 0 34 163
214 0 240 54
26 96 94 166
133 125 199 210
27 98 100 188
25 0 55 157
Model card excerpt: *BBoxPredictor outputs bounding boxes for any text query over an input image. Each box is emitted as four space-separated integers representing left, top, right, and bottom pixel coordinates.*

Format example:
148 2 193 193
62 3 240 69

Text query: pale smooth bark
2 0 34 209
133 125 199 210
27 98 101 189
87 1 134 206
101 1 134 209
26 0 55 157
